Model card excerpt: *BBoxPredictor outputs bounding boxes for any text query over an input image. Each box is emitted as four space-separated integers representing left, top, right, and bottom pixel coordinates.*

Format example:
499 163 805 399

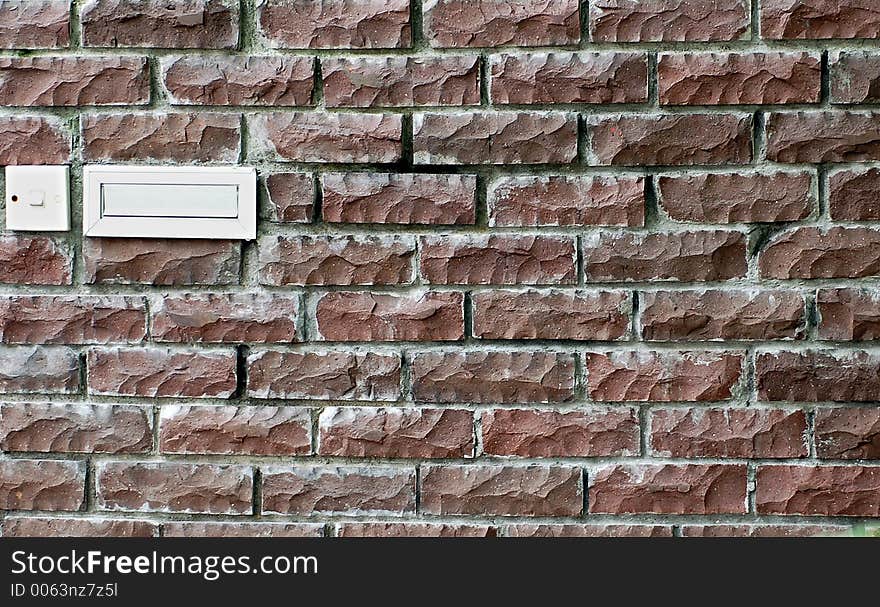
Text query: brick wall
0 0 878 539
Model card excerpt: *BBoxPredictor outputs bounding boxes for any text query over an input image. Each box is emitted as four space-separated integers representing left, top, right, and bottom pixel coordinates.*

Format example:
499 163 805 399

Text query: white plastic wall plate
5 165 70 231
83 165 257 240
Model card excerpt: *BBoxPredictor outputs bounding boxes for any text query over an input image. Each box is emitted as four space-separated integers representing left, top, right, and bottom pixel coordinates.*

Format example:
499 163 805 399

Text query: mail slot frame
83 165 257 240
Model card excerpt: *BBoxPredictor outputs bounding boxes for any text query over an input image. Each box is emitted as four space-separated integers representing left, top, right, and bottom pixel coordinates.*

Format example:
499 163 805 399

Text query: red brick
761 0 880 40
420 464 582 516
482 407 639 457
87 347 237 399
651 408 808 458
1 517 158 537
758 227 880 279
159 405 311 456
491 52 648 104
756 350 880 402
756 465 880 516
657 171 814 223
424 0 580 48
815 408 880 460
0 236 72 286
658 52 821 105
322 173 476 225
639 289 806 340
315 291 464 342
0 116 70 164
250 112 402 163
591 0 749 42
261 466 415 515
817 288 880 341
150 293 299 343
588 113 753 166
259 0 411 49
323 56 479 107
828 167 880 221
472 289 630 340
0 459 85 511
97 462 252 515
82 0 239 49
82 112 240 163
0 57 149 106
318 407 474 458
264 173 314 223
583 231 748 282
258 235 415 286
585 351 743 402
413 111 577 165
0 296 145 344
412 351 575 404
336 523 494 537
0 403 152 454
420 235 576 285
504 524 672 537
163 522 323 537
0 346 79 395
0 1 70 49
765 111 880 163
830 51 880 103
590 464 748 514
247 350 401 401
488 175 645 227
680 525 849 537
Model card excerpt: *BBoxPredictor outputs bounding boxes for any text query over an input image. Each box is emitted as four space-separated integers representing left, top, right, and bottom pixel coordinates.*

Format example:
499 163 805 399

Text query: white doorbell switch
5 165 70 232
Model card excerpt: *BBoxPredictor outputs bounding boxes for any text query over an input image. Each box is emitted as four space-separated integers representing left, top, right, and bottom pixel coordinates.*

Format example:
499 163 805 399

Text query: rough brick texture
2 1 877 538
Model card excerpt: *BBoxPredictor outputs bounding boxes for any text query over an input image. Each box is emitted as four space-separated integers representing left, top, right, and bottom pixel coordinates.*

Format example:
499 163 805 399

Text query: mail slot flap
102 183 239 218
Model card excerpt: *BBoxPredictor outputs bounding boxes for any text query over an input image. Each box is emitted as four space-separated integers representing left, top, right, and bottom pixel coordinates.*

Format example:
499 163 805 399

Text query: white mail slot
83 166 257 240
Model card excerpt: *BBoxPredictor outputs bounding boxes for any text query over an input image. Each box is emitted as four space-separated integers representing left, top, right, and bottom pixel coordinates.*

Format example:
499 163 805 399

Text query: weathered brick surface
815 408 880 460
0 296 145 344
828 167 880 221
264 173 314 223
765 112 880 163
0 346 79 395
756 350 880 402
0 116 70 164
503 524 672 537
0 236 72 286
336 523 494 537
817 288 880 341
163 522 323 538
756 465 880 516
590 0 750 42
830 52 880 104
1 517 158 538
761 0 880 40
758 227 880 279
680 525 848 538
0 1 70 49
0 460 85 511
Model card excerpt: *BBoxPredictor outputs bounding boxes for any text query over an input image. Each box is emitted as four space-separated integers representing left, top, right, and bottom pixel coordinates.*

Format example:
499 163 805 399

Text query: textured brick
491 52 648 104
163 522 323 538
651 408 808 458
591 0 749 42
0 57 149 106
263 173 314 223
0 403 152 454
640 289 806 340
82 0 239 49
830 52 880 103
150 293 299 343
0 459 85 512
815 408 880 460
504 524 672 537
82 112 240 162
818 288 880 341
657 171 814 223
424 0 580 48
318 407 474 458
250 112 401 163
259 0 411 49
588 113 753 166
828 167 880 221
83 238 240 286
159 405 311 456
336 523 494 537
322 173 476 225
658 52 821 105
761 0 880 40
756 465 880 516
765 111 880 163
0 0 70 49
97 462 252 515
488 175 645 227
163 56 314 106
590 464 748 514
323 56 479 108
472 289 630 340
0 236 72 286
758 227 880 279
411 351 575 403
413 112 577 165
582 231 748 282
756 350 880 402
420 235 576 285
1 518 158 538
680 525 848 537
87 347 237 398
262 466 415 515
421 464 582 516
258 235 415 286
0 346 79 395
585 351 743 402
0 116 70 164
247 350 401 401
0 296 145 344
315 291 464 342
482 407 639 457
